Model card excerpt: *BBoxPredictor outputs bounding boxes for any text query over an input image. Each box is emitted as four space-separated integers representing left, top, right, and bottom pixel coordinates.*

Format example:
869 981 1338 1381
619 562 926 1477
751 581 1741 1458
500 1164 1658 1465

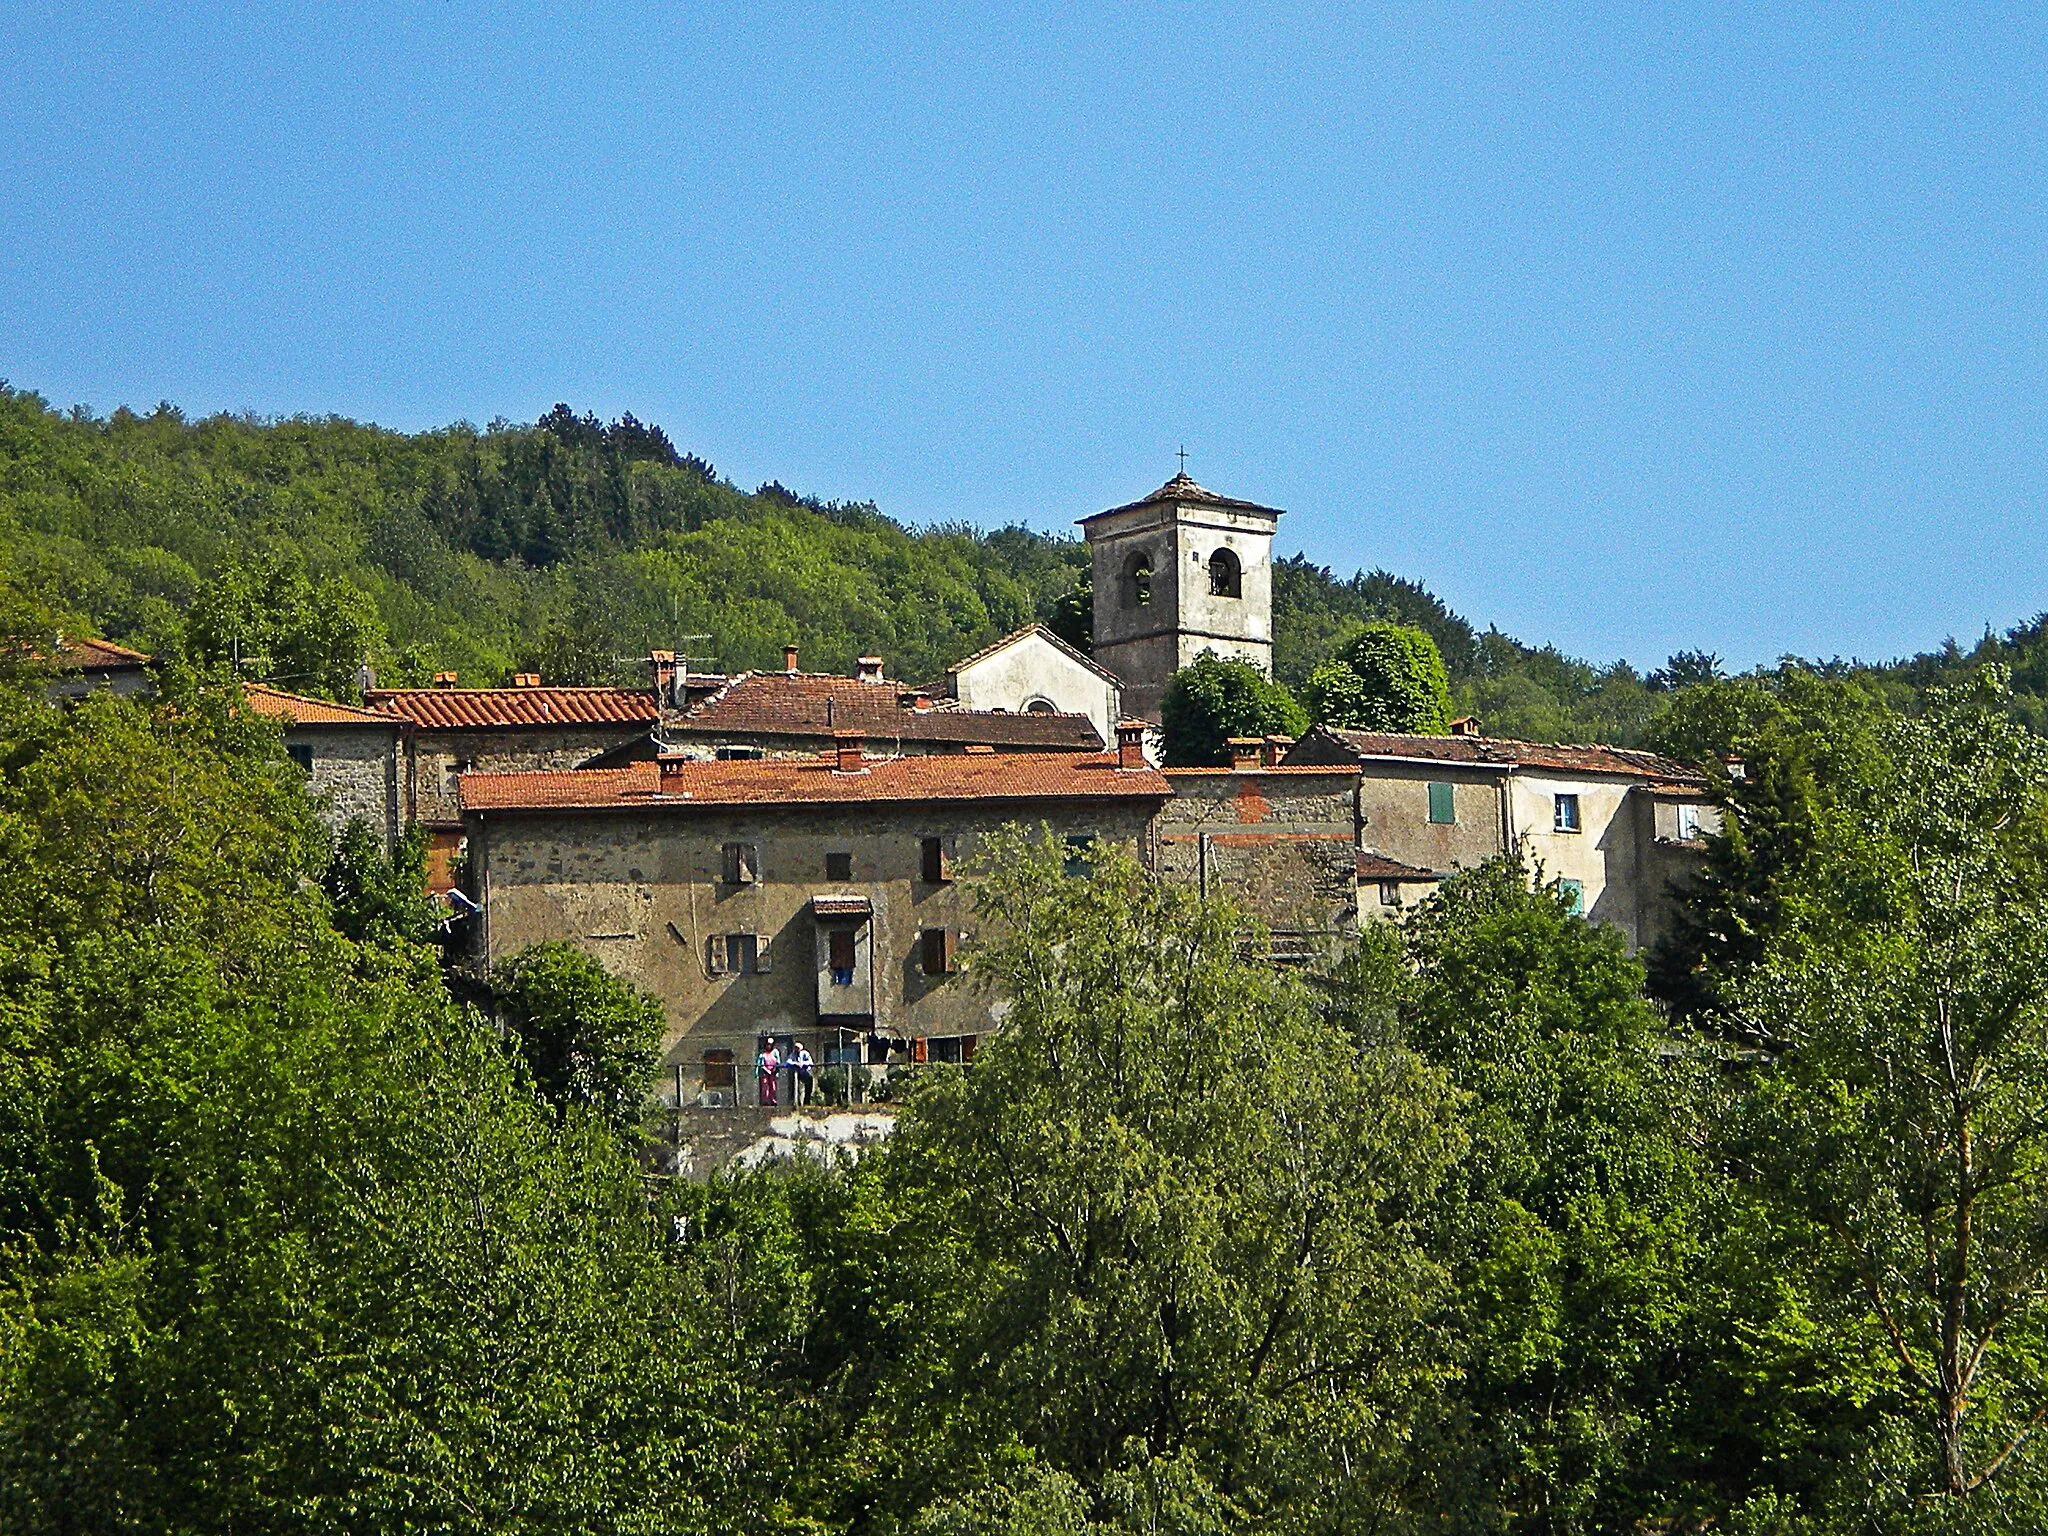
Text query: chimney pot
783 643 800 673
1116 719 1149 770
1228 736 1263 772
1261 733 1294 767
856 655 885 683
1450 715 1481 738
432 671 459 688
834 731 866 773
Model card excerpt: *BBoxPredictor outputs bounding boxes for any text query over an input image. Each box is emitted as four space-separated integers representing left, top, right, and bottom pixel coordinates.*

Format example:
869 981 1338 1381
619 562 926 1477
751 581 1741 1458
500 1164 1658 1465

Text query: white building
931 624 1123 751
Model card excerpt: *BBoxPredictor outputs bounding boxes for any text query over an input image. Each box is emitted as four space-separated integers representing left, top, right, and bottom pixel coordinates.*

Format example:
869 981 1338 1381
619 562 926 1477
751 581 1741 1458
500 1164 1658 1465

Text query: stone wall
408 727 653 825
1155 768 1359 954
289 725 402 847
468 798 1158 1103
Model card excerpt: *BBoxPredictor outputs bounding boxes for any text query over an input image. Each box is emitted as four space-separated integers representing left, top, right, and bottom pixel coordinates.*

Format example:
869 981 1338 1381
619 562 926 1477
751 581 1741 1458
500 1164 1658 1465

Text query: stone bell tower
1079 471 1282 723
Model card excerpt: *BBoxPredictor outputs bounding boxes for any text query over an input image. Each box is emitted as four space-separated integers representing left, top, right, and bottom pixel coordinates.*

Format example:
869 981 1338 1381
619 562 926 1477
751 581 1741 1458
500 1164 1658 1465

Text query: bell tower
1079 471 1282 723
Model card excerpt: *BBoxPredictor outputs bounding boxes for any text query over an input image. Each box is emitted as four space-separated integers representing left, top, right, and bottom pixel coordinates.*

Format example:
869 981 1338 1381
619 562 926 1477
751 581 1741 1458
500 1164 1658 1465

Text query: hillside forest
10 384 2047 739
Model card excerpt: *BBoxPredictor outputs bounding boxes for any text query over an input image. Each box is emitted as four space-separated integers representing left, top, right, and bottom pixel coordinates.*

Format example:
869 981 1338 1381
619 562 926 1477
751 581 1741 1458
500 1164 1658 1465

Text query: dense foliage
1301 620 1454 732
1158 651 1310 765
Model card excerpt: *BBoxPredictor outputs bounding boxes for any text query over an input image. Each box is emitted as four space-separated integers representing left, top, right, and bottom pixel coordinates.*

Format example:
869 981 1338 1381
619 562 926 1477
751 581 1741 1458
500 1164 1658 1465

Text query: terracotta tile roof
53 636 151 669
1161 765 1356 777
459 750 1170 814
1082 471 1284 523
243 684 400 727
1358 851 1441 882
366 686 662 729
673 670 1102 749
1307 726 1705 786
939 624 1124 689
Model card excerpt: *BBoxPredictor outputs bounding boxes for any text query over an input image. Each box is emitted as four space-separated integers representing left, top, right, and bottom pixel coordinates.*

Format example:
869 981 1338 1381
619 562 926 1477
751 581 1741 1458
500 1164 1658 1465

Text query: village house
244 685 405 847
46 636 154 700
457 725 1170 1106
365 675 666 889
1282 722 1720 950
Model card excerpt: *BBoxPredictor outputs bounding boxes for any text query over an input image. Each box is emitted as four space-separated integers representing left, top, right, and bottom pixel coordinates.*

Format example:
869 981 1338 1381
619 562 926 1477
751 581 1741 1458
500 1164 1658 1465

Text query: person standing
790 1040 815 1106
756 1039 780 1107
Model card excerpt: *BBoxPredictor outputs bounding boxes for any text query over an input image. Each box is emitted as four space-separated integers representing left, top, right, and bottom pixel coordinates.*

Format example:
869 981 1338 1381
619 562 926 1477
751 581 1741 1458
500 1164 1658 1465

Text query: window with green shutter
1427 782 1456 824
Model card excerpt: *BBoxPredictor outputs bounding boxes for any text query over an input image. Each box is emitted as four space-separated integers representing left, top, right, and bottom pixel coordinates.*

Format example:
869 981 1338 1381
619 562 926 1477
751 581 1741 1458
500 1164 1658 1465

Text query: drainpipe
1498 771 1516 858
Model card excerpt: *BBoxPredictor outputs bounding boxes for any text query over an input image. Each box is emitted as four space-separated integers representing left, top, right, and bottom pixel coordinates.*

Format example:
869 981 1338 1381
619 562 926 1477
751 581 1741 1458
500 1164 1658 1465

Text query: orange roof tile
243 684 400 727
367 687 662 729
1304 726 1704 785
53 636 151 669
459 750 1170 814
674 670 1101 749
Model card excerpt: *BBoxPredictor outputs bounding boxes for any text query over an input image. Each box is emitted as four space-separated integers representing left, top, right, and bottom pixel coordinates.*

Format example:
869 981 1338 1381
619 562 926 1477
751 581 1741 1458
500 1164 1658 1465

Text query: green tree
183 552 384 700
1158 652 1309 766
1338 857 1717 1533
1301 621 1454 733
1730 669 2048 1521
875 829 1461 1530
492 941 667 1134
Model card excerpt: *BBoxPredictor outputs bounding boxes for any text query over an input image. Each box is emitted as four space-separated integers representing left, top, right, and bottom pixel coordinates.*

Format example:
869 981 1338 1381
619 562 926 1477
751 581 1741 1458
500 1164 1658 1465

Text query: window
1123 551 1152 608
1675 804 1701 841
1427 782 1456 824
721 842 758 885
1063 834 1097 878
920 927 959 976
716 745 764 760
1559 879 1585 916
1207 547 1241 598
1379 880 1402 907
1553 793 1581 833
709 932 769 974
1024 697 1056 714
286 743 314 773
927 1034 978 1064
828 927 857 986
825 850 852 881
702 1049 735 1091
920 836 951 884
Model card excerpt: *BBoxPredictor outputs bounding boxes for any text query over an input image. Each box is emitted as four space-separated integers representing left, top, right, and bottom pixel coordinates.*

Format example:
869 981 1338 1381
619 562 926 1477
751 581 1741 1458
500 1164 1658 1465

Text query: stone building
366 678 665 890
47 636 154 700
928 625 1125 752
658 649 1104 760
244 685 405 847
458 727 1170 1105
1081 472 1282 723
1283 723 1720 951
1152 738 1362 961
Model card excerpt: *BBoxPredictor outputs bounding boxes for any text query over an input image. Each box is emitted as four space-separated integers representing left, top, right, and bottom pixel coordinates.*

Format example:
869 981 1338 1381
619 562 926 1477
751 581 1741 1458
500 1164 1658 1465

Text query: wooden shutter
1427 782 1456 824
942 927 959 972
829 928 856 973
920 837 948 884
753 932 772 972
921 928 945 976
706 934 728 975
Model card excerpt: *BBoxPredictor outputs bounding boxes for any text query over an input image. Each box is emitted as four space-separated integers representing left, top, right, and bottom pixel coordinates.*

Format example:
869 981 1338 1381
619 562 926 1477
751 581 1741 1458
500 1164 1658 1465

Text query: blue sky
5 3 2046 669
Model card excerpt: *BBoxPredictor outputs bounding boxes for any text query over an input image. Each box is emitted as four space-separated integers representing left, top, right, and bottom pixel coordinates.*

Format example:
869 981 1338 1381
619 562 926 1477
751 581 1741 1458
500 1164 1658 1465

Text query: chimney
648 650 677 705
1228 736 1263 772
1450 715 1481 738
511 673 542 688
898 690 932 712
834 731 866 773
1261 734 1294 767
856 655 885 684
783 643 800 674
1117 719 1149 770
431 671 459 688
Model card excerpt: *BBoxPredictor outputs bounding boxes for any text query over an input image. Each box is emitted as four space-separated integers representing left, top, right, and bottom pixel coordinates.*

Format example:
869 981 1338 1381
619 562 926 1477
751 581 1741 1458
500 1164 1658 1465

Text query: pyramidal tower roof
1080 471 1284 524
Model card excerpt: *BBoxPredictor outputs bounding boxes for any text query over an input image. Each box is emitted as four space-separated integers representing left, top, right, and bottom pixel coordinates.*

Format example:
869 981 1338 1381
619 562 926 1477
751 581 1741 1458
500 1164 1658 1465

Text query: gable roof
53 636 151 670
459 749 1170 814
1297 725 1704 786
941 624 1123 690
244 684 400 727
1081 471 1284 524
1358 851 1442 882
366 687 662 730
672 670 1102 750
